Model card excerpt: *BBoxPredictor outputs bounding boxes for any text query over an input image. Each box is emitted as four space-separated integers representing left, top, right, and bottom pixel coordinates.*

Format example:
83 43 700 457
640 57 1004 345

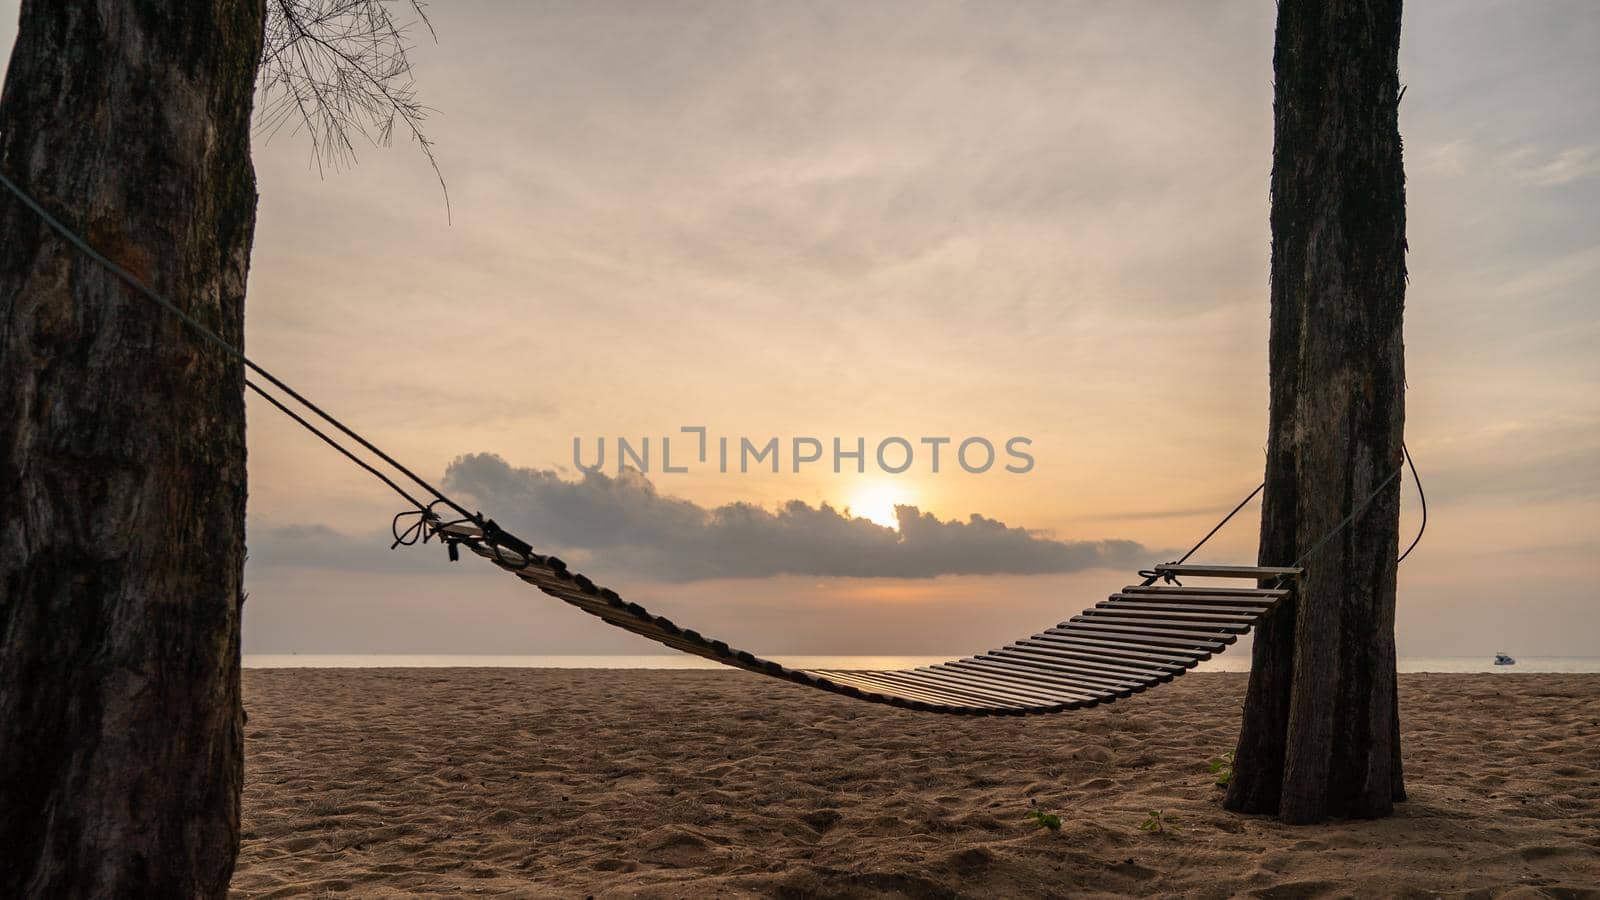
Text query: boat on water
1494 652 1516 666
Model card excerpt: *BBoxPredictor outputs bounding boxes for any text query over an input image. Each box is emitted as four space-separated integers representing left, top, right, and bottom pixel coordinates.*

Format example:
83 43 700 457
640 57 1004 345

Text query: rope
1176 481 1265 565
391 501 474 551
1140 481 1264 586
1254 446 1424 590
1290 462 1404 569
0 167 476 525
1398 443 1426 563
1284 443 1427 575
244 379 425 511
1143 441 1425 589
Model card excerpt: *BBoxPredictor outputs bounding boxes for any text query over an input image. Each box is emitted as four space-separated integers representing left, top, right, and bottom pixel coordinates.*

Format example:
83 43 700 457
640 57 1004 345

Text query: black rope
0 168 476 525
1176 480 1265 566
1398 443 1426 563
244 380 425 510
1144 440 1425 588
390 500 475 550
1290 462 1405 569
391 508 435 548
1140 480 1265 586
1262 446 1424 589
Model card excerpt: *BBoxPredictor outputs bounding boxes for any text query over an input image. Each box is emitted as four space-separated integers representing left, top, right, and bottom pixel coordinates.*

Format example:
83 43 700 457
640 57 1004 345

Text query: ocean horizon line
242 653 1600 674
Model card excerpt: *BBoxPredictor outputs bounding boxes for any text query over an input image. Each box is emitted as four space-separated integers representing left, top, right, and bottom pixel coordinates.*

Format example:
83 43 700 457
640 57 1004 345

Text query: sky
2 1 1596 658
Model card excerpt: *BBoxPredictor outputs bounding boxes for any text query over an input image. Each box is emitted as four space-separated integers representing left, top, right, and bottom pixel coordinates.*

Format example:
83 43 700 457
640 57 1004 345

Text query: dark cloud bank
251 454 1149 582
403 452 1148 582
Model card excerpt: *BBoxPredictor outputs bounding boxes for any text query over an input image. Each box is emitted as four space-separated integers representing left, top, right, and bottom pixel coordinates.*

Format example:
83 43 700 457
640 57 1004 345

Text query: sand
232 670 1600 897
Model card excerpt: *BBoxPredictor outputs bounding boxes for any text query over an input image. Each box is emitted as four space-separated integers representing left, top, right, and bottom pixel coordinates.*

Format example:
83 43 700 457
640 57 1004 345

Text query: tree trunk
0 2 264 895
1225 0 1408 824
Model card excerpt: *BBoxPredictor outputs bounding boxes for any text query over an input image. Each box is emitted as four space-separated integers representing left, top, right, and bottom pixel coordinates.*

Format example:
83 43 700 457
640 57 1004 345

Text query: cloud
433 452 1148 581
1507 144 1600 187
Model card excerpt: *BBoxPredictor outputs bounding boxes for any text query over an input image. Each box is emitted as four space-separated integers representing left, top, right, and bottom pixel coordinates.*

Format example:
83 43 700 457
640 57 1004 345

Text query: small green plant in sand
1208 750 1235 787
1026 809 1062 831
1139 810 1178 835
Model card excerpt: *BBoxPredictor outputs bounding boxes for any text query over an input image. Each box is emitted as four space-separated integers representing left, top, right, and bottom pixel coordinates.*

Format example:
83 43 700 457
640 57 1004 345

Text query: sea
243 654 1600 674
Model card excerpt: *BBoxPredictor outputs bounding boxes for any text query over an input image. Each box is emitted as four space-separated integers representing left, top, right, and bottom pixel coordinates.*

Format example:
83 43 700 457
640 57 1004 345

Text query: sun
846 482 909 530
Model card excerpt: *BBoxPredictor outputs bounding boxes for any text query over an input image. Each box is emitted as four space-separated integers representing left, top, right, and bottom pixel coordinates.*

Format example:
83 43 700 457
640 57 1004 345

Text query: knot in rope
1138 567 1184 587
391 507 439 549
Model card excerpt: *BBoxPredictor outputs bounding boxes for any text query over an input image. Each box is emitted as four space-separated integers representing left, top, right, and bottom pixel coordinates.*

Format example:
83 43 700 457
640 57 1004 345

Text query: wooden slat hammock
2 169 1421 718
420 511 1299 716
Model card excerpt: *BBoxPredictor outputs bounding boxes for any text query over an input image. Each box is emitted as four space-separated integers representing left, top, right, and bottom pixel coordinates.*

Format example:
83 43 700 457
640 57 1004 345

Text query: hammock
425 510 1296 715
1 170 1422 718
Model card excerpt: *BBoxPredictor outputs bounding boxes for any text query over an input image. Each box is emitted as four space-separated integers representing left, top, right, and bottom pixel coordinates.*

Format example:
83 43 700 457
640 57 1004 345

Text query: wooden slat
528 581 798 680
943 662 1128 704
984 647 1172 683
985 643 1177 679
843 673 989 713
1122 585 1288 599
912 667 1078 708
593 616 736 661
812 671 952 711
1018 634 1206 666
809 676 875 703
1111 592 1277 609
800 671 893 703
1062 614 1238 639
959 656 1148 694
1103 600 1269 618
909 667 1084 709
478 546 535 570
949 657 1141 697
837 670 967 707
1022 631 1208 662
989 646 1177 683
1153 563 1302 580
866 670 1040 711
902 666 1062 707
545 587 811 682
1060 623 1236 650
1072 612 1249 636
1098 602 1263 621
1062 611 1235 640
925 665 1092 706
437 521 483 540
560 601 714 655
1050 622 1231 649
946 658 1131 698
817 671 977 710
1079 609 1254 632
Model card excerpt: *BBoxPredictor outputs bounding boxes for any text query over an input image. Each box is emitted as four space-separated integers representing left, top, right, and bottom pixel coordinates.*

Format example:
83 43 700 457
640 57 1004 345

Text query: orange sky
4 0 1594 657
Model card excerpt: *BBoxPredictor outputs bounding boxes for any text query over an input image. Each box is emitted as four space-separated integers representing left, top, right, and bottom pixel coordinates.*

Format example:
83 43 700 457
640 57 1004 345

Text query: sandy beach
232 670 1600 897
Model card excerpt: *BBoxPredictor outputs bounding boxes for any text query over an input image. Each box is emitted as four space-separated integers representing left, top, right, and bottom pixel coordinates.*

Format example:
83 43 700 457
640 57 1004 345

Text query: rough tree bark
1225 0 1408 824
0 1 265 895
